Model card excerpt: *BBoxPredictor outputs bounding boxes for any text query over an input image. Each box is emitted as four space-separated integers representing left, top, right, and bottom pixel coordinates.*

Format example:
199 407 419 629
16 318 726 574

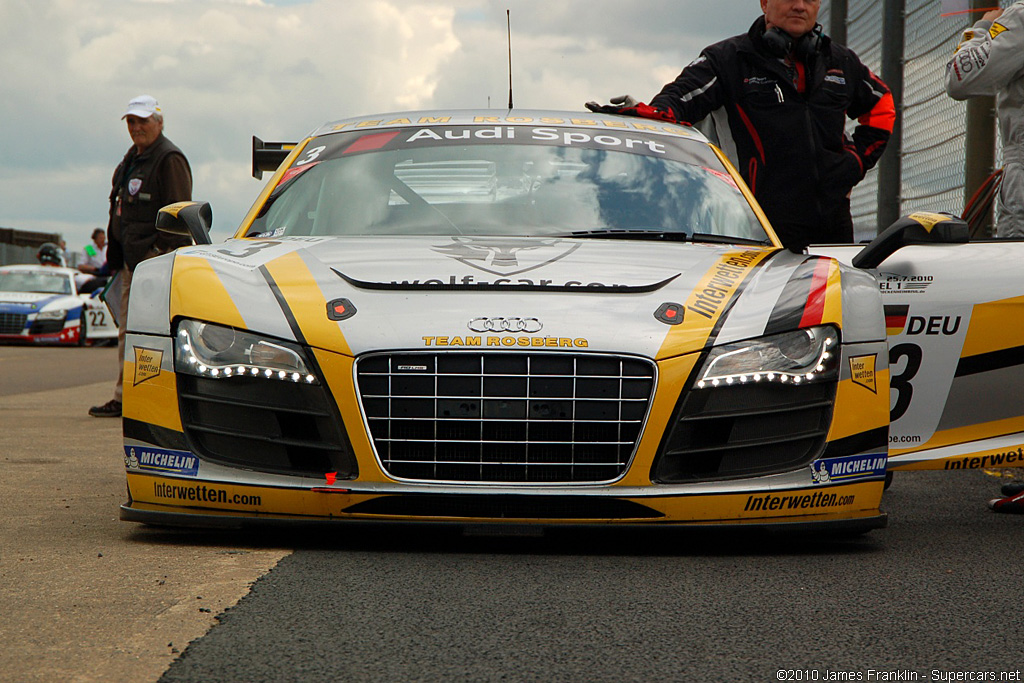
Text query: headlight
695 325 839 389
174 319 319 384
36 310 67 321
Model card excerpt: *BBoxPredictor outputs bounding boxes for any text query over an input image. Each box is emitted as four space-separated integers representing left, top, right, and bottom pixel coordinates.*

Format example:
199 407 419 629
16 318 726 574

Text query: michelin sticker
811 453 887 484
124 446 200 477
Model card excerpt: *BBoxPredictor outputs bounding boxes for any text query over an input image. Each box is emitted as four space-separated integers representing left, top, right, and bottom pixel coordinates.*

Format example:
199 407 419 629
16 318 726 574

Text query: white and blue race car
116 109 1022 534
0 264 117 346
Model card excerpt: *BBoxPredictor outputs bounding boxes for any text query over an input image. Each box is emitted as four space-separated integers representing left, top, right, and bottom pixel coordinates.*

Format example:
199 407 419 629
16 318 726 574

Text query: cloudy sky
1 0 770 255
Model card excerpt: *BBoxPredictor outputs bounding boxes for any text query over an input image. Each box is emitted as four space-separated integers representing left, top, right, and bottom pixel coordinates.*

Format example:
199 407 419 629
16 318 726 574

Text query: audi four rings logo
468 317 543 333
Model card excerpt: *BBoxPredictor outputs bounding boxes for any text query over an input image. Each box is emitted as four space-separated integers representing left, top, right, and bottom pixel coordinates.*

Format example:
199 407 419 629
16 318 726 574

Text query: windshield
246 126 769 244
0 270 72 295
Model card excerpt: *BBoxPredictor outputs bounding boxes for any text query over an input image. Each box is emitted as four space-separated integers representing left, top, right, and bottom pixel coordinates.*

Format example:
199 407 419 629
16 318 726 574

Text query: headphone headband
763 23 823 60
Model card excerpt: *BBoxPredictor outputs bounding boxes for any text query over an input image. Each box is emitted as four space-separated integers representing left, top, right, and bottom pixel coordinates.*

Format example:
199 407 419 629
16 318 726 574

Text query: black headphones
763 23 824 60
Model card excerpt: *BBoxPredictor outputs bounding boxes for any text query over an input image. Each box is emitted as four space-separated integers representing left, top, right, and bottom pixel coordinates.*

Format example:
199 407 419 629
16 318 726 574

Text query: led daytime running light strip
696 335 835 390
177 328 318 384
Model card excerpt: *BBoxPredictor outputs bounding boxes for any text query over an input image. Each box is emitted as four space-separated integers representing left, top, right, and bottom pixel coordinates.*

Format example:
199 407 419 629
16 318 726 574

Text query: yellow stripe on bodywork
891 435 1024 471
820 259 843 328
891 415 1024 460
262 251 353 356
159 201 196 218
656 248 775 360
122 364 183 431
639 480 883 521
905 212 953 232
127 472 364 518
828 367 890 443
169 256 246 328
960 294 1024 358
126 473 882 524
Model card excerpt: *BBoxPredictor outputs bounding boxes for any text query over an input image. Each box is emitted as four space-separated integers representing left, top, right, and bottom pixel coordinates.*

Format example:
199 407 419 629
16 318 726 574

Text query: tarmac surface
3 346 1024 681
0 346 288 683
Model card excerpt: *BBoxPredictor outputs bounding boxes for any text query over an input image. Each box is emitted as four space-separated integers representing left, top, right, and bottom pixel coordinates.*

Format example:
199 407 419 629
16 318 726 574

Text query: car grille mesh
357 353 655 483
0 313 27 335
30 319 65 334
653 381 837 482
178 375 356 478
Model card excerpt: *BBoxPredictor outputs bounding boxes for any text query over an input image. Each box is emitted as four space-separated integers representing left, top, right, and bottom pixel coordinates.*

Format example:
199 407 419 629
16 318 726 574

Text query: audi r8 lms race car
0 264 117 346
117 109 1022 535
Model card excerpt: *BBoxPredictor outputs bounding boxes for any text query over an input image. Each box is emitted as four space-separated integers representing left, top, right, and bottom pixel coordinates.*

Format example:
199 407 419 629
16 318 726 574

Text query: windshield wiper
556 229 771 246
690 232 772 246
557 228 692 241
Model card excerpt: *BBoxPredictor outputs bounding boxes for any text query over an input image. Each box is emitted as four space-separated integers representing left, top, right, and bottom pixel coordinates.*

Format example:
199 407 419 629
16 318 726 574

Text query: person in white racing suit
945 3 1024 239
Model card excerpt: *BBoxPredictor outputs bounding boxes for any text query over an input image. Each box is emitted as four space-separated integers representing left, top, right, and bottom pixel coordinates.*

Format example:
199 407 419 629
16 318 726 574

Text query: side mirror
852 212 968 269
156 201 213 246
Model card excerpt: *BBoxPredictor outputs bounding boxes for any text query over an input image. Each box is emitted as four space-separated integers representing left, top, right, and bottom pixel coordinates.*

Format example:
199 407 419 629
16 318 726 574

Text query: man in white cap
89 95 192 418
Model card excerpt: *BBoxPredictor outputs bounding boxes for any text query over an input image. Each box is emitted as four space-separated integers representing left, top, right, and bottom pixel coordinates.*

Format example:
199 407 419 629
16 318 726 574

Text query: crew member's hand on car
610 94 639 108
585 95 683 124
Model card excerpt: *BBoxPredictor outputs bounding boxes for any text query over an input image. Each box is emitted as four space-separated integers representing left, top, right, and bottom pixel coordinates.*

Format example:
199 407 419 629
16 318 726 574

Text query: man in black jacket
89 95 192 418
587 0 894 251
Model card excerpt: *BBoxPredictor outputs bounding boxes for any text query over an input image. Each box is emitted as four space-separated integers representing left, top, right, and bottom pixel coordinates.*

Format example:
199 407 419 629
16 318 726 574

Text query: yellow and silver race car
118 109 1017 535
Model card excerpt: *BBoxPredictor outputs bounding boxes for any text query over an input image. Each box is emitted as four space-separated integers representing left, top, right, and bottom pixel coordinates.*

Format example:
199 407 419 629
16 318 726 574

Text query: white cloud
0 0 757 251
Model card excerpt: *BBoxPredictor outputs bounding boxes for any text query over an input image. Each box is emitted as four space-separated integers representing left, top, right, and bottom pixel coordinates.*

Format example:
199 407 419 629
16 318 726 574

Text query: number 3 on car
817 224 1024 473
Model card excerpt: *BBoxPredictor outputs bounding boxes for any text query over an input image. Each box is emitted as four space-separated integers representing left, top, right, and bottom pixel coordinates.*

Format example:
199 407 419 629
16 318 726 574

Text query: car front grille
0 313 27 335
357 352 655 484
178 375 357 478
30 319 65 334
653 381 837 482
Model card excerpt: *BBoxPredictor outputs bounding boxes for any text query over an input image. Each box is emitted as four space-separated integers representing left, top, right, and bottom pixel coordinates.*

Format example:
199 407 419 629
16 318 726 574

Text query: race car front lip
119 501 887 535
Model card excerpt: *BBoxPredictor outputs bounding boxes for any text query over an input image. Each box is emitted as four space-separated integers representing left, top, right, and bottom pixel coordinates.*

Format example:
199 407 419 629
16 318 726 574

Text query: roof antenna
507 9 514 110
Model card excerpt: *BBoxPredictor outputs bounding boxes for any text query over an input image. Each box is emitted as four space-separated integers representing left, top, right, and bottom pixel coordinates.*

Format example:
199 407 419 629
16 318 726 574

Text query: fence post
829 0 848 44
877 0 905 233
964 0 997 237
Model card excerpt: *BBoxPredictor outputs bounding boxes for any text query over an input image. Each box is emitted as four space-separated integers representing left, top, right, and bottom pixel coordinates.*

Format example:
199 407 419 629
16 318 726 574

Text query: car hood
158 235 837 359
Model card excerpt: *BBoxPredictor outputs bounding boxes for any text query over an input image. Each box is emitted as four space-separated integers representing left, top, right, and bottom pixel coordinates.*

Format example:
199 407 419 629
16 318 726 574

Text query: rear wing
251 136 297 180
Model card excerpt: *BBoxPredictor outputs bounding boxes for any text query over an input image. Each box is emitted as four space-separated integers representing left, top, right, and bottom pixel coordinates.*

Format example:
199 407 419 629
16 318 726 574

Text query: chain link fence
845 0 885 238
899 0 971 217
826 0 1007 238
